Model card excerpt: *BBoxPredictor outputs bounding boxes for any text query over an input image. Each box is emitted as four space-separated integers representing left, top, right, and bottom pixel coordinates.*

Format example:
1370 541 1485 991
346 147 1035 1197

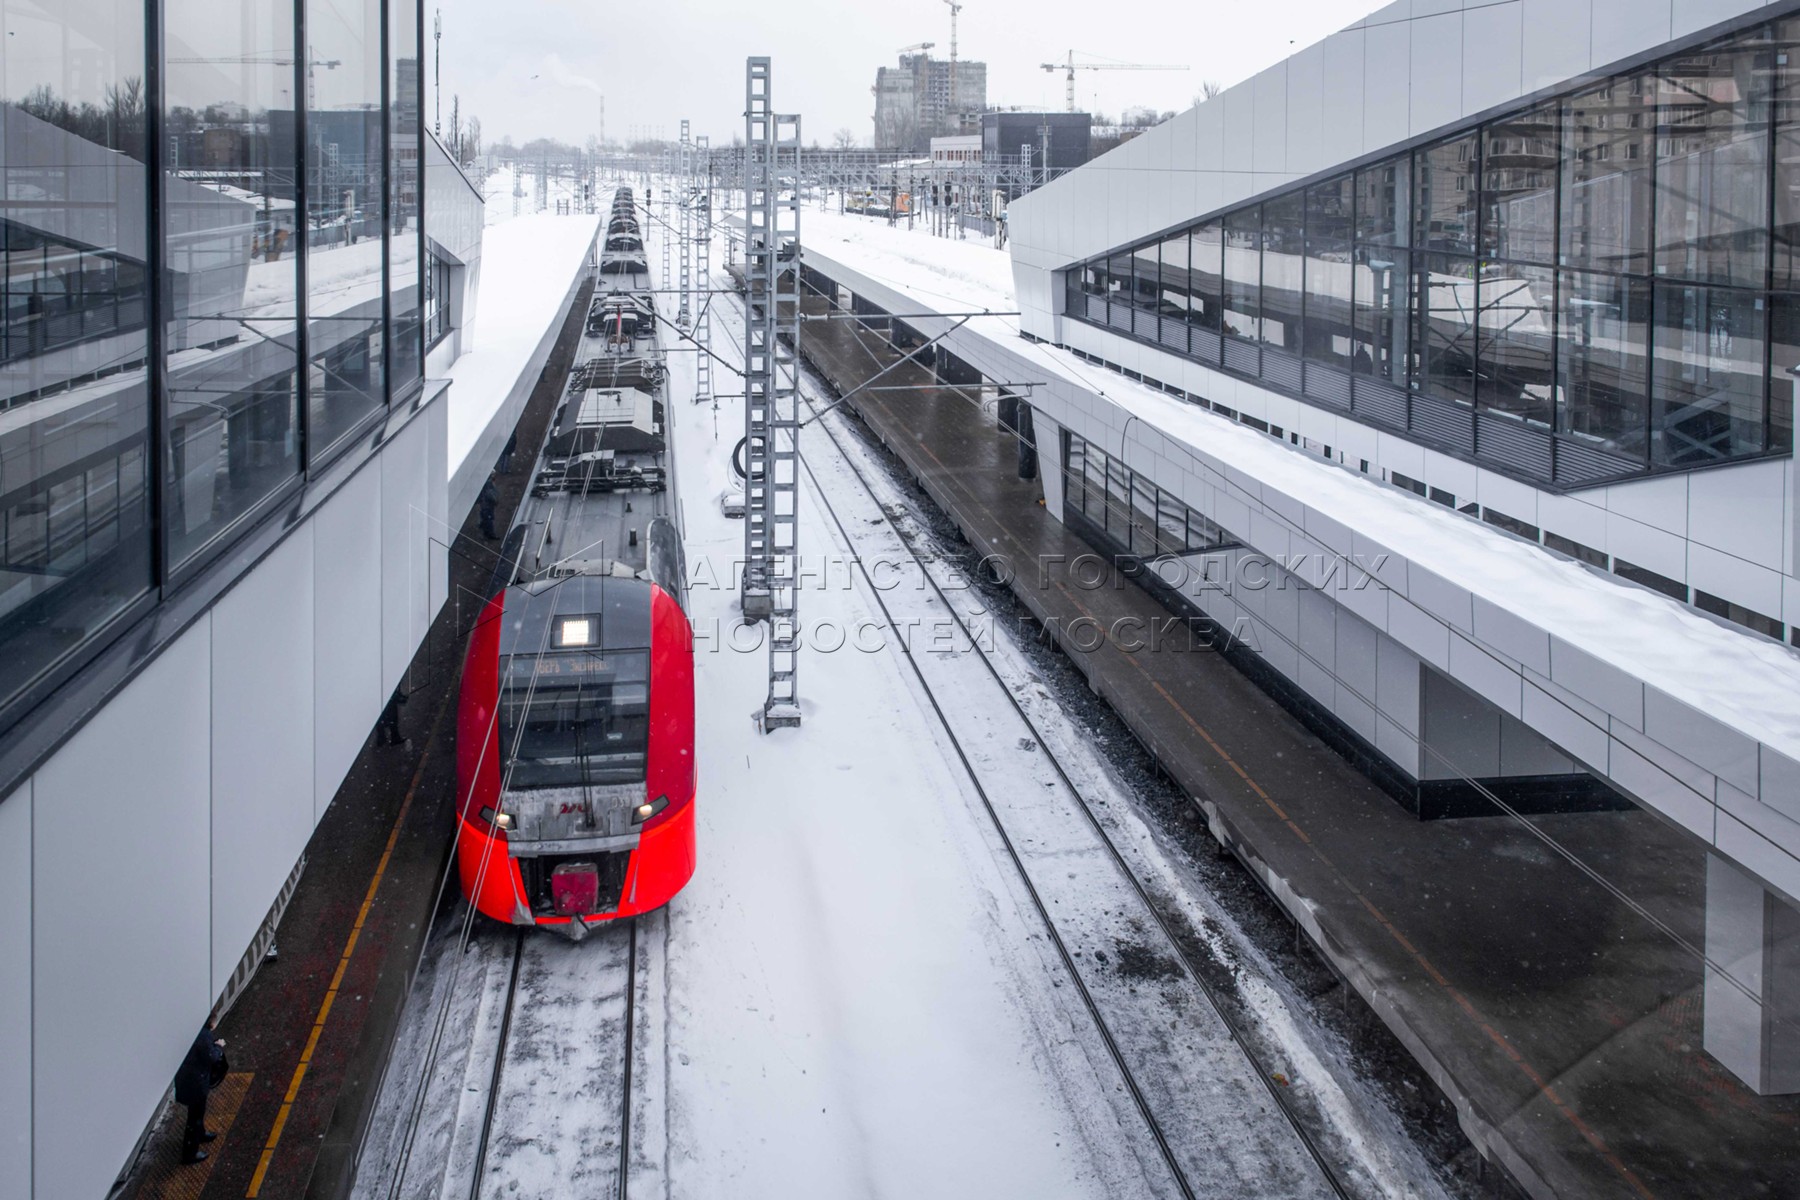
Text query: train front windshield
498 650 651 789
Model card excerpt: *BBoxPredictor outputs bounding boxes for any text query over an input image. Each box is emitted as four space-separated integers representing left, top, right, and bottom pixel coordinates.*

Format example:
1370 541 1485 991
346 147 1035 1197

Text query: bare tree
833 127 856 150
1201 79 1223 101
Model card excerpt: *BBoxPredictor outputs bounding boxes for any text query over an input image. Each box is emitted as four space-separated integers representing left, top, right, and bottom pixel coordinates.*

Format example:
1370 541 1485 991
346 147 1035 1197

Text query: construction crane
166 51 342 107
943 0 963 119
1040 52 1186 114
898 41 935 56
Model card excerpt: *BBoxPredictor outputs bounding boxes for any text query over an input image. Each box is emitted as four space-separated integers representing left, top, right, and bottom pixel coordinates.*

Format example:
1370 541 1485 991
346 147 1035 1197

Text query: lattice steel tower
677 119 693 329
741 56 803 730
693 133 714 414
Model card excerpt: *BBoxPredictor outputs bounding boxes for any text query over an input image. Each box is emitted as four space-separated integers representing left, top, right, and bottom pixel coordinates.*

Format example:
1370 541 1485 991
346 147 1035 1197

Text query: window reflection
1415 133 1479 255
1223 206 1261 342
1476 264 1556 425
1651 284 1767 464
1412 255 1478 405
1557 270 1651 458
163 0 302 567
1190 222 1224 333
0 0 154 709
1482 105 1558 264
306 0 386 454
388 1 423 391
1261 192 1304 353
1304 178 1354 372
1564 75 1655 275
1656 38 1771 288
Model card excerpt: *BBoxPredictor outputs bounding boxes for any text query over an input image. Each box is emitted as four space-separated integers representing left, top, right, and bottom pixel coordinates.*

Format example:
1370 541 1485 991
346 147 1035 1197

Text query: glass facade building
1066 18 1800 490
0 0 429 728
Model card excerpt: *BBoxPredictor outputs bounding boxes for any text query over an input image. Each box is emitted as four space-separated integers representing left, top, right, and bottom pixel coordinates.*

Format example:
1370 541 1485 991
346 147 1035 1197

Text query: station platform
115 277 596 1200
785 271 1800 1200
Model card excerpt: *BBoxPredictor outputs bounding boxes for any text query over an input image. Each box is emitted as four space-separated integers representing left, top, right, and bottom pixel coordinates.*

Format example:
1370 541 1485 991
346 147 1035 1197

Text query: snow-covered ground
351 190 1452 1200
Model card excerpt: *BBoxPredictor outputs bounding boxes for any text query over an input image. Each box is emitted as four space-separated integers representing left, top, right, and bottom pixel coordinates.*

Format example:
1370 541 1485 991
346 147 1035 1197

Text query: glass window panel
1772 20 1800 288
306 0 386 457
1157 232 1193 319
1080 263 1104 296
1353 246 1411 387
1414 134 1480 255
1651 283 1768 464
1223 206 1262 342
1770 294 1798 453
1482 104 1559 264
1131 242 1160 311
0 0 154 710
1475 263 1556 426
1562 73 1656 275
1356 156 1411 247
163 0 302 567
1412 254 1479 405
388 0 423 390
1557 270 1651 458
1189 222 1224 331
1103 251 1134 306
1305 177 1355 371
1262 192 1304 352
1656 37 1772 288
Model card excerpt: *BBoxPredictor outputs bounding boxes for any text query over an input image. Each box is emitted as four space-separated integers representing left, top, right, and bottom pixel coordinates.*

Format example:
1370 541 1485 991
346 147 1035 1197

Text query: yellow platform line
246 707 447 1198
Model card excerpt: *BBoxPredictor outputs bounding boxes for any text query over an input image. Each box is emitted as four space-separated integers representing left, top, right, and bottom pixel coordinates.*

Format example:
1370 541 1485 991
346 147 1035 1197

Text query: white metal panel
1462 1 1523 117
313 462 384 821
1321 27 1368 164
1252 63 1288 177
1688 542 1785 620
0 783 29 1200
381 413 433 697
1221 83 1255 175
33 622 212 1200
1408 11 1464 137
1536 490 1609 552
1520 0 1594 92
1674 0 1764 39
1593 0 1674 69
211 526 316 993
1606 470 1689 536
1605 510 1688 581
1689 458 1787 571
427 392 451 626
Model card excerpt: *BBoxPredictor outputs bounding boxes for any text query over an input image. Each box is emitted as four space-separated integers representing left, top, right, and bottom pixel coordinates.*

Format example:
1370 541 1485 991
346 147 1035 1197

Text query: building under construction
872 51 987 152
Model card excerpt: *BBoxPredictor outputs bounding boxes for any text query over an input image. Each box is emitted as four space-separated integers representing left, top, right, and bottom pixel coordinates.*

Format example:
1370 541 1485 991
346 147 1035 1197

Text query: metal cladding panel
33 621 212 1200
0 783 28 1200
211 527 316 993
313 463 385 821
381 412 433 698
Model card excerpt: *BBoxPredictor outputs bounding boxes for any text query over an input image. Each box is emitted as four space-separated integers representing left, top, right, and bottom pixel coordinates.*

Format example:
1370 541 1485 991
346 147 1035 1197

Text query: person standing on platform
175 1020 225 1164
479 474 500 540
378 682 410 750
498 430 518 474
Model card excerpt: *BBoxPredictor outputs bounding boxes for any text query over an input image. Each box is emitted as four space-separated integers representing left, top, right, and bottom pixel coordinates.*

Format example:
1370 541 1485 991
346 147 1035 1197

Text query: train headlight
478 806 513 830
632 796 669 824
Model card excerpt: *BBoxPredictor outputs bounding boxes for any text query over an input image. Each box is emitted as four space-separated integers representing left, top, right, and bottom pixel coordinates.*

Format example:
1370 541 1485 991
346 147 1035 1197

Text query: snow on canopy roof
798 209 1800 761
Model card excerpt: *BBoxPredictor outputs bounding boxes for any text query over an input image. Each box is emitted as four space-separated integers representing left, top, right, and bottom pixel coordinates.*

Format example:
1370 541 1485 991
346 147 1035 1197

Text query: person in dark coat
174 1021 225 1164
478 474 500 539
378 682 410 749
498 430 518 474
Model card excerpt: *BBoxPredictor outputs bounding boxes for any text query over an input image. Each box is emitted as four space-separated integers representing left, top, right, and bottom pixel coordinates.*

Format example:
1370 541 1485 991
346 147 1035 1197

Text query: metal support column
741 55 802 730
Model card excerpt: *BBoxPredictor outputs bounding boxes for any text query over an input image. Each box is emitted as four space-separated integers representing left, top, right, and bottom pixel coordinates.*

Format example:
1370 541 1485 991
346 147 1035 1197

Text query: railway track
708 282 1383 1200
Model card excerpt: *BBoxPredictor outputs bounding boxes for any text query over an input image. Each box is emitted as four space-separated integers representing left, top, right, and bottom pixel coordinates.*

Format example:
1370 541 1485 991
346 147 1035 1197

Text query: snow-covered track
711 287 1357 1200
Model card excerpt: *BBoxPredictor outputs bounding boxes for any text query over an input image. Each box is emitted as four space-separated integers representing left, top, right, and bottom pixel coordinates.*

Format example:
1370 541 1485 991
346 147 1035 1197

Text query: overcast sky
432 0 1379 147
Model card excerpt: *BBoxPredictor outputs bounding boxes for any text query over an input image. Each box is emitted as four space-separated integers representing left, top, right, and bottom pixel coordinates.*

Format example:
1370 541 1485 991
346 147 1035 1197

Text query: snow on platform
444 212 597 519
797 209 1800 795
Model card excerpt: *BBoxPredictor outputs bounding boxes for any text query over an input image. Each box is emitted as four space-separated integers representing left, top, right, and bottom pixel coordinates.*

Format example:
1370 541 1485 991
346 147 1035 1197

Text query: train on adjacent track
454 187 696 939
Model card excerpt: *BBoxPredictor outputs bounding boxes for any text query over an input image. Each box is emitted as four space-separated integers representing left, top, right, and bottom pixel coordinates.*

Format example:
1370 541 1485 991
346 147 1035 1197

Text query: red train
454 188 694 938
